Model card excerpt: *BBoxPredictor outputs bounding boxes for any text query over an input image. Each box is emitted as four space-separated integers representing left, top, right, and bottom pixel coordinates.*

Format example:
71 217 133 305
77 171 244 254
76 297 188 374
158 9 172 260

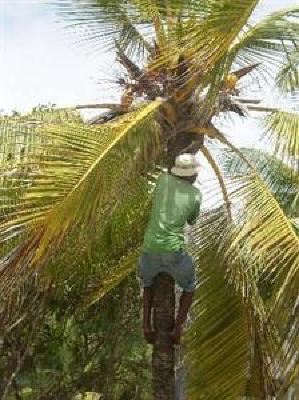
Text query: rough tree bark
152 273 176 400
174 296 186 400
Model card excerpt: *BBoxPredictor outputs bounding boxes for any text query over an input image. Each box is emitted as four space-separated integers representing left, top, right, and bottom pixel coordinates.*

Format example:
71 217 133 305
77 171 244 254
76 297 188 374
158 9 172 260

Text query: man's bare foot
144 328 156 344
172 324 183 345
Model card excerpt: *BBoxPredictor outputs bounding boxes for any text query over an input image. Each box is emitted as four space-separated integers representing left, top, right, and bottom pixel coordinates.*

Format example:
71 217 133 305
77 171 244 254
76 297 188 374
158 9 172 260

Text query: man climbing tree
138 153 202 345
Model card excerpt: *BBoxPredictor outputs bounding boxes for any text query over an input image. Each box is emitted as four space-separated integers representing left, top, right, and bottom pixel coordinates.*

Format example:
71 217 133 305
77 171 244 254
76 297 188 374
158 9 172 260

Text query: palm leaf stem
235 98 261 104
200 145 232 220
247 105 281 113
75 103 126 111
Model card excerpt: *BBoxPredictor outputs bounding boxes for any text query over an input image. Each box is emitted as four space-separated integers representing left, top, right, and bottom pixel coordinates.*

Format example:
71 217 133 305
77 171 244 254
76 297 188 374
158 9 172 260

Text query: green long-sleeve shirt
143 173 202 252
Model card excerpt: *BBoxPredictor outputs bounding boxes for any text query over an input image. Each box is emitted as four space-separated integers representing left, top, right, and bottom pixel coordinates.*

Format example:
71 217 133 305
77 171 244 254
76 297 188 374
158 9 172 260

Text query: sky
0 0 298 149
0 0 117 114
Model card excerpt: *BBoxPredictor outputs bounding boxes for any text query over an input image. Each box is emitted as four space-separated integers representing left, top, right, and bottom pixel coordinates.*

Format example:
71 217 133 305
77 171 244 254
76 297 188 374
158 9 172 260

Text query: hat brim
171 166 199 177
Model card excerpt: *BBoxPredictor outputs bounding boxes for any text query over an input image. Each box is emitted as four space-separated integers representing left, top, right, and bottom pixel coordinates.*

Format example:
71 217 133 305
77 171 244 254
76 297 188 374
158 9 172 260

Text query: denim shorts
138 250 196 293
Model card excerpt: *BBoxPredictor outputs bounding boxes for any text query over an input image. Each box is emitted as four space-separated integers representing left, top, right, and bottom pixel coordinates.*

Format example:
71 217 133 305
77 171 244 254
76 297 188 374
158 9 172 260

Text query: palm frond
203 134 298 374
222 148 299 216
57 0 187 57
228 6 299 70
70 174 153 310
186 218 250 399
210 140 299 386
1 170 154 329
276 50 299 94
59 1 261 76
177 0 259 65
218 145 299 323
118 16 154 59
264 111 299 170
79 248 139 311
58 1 153 60
200 145 232 219
0 101 161 295
186 209 281 399
164 0 261 103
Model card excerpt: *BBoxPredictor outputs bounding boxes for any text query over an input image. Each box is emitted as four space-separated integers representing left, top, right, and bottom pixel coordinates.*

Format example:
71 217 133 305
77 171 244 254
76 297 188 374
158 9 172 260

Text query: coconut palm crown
0 1 298 398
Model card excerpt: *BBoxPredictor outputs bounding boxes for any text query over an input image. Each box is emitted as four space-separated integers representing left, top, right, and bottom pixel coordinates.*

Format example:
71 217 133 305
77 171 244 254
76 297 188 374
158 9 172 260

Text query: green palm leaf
186 226 250 398
186 209 281 399
57 0 187 56
223 148 299 216
59 1 260 74
0 101 161 294
229 6 299 69
276 50 299 93
264 111 299 169
218 145 298 388
39 163 160 317
180 0 259 62
220 147 299 320
79 248 140 310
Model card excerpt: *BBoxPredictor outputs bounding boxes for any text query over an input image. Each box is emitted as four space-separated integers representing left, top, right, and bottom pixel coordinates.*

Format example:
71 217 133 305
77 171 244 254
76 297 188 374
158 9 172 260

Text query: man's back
139 155 201 344
143 173 201 252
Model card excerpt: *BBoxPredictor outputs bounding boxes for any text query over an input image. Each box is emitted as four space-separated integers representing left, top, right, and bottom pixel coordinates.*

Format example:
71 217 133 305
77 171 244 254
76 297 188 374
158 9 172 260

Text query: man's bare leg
172 291 193 344
143 287 155 344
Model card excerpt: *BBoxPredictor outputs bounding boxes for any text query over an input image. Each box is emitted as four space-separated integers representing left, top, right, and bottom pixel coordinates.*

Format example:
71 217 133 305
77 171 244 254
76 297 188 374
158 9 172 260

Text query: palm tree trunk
175 342 186 400
152 273 175 400
175 366 186 400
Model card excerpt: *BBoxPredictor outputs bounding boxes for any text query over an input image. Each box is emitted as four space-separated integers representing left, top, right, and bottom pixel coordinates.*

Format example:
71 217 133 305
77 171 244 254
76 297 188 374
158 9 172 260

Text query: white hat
171 153 200 177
